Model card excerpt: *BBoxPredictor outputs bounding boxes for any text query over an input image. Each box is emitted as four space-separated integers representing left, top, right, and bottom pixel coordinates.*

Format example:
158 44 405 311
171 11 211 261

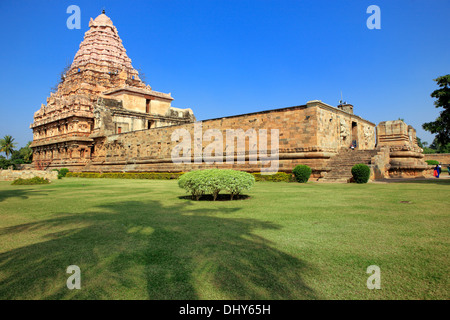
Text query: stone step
320 149 378 182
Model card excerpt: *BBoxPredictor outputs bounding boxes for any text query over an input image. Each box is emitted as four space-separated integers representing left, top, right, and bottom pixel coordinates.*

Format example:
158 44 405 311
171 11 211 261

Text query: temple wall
105 93 172 115
315 106 375 150
84 105 325 173
113 115 147 133
115 93 146 113
150 99 171 115
75 102 376 175
424 153 450 166
87 105 323 173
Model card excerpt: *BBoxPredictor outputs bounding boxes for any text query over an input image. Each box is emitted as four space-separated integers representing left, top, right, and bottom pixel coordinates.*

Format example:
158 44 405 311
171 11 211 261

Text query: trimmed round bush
222 170 255 200
59 168 69 177
178 170 208 200
178 169 255 201
292 165 312 183
425 160 439 166
351 164 371 183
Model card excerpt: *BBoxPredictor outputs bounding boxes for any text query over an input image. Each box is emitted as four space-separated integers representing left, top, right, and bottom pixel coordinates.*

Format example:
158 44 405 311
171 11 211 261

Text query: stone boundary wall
0 169 58 181
424 154 450 166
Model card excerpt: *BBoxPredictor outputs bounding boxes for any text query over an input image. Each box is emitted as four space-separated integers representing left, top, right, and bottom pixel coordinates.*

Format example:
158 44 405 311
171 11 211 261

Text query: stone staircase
321 148 379 182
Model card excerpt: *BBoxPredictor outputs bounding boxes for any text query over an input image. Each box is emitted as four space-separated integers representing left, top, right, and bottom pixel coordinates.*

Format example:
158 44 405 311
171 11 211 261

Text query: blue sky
0 0 449 148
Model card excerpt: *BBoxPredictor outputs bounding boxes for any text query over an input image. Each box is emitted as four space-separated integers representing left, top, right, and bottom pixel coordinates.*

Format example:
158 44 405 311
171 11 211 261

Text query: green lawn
0 178 449 300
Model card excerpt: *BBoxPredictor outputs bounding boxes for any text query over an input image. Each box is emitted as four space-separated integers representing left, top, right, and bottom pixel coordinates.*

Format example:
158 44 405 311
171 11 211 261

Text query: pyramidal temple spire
30 11 198 174
69 11 140 80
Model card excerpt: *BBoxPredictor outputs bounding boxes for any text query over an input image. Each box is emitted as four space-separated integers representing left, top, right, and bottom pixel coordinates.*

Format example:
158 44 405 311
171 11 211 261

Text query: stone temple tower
30 11 194 170
30 11 145 168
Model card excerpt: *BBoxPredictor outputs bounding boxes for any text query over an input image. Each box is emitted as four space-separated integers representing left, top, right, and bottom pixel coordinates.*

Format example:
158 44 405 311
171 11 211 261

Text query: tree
417 137 436 154
430 138 450 154
134 67 147 85
22 141 33 163
422 75 450 146
0 135 17 159
416 137 425 148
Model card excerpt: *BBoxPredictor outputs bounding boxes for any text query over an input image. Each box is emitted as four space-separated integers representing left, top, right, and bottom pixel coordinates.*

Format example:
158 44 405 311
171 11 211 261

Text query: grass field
0 178 449 300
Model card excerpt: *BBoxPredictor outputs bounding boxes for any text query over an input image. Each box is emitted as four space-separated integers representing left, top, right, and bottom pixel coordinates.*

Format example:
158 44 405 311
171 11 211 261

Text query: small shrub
59 168 69 177
203 169 227 201
425 160 439 166
292 165 312 183
12 177 50 185
178 169 255 201
351 164 371 183
223 170 255 200
178 170 208 200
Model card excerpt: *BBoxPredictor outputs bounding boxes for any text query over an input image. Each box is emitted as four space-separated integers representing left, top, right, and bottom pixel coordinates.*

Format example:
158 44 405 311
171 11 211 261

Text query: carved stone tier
376 120 428 178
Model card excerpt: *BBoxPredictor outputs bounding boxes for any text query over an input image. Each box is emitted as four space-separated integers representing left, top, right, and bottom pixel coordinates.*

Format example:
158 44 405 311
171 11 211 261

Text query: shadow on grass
0 199 316 300
0 188 47 203
178 194 251 201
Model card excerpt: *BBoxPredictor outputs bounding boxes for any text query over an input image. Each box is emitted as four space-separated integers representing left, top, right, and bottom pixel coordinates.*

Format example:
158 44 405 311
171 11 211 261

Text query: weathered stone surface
0 169 58 181
376 120 427 178
76 101 376 176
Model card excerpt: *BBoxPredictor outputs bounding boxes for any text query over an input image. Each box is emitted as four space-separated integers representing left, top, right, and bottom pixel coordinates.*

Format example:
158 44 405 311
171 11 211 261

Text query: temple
30 12 429 180
30 12 194 167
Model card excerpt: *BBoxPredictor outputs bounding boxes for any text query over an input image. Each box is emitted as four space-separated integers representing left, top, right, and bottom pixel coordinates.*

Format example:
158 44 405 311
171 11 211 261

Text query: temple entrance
351 121 358 149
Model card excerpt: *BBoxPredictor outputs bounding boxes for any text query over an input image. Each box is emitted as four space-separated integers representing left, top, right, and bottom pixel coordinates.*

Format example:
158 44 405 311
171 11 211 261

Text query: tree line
419 74 450 154
0 136 33 169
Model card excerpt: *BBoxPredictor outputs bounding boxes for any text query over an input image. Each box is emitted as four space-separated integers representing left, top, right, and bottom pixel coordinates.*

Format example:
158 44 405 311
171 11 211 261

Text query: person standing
434 164 441 178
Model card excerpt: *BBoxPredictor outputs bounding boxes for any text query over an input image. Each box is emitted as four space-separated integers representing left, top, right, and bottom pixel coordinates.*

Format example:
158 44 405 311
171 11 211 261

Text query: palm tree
24 141 33 163
0 135 17 159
